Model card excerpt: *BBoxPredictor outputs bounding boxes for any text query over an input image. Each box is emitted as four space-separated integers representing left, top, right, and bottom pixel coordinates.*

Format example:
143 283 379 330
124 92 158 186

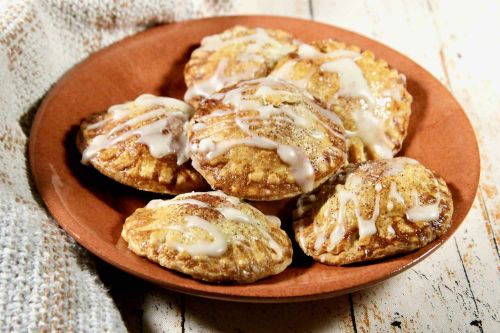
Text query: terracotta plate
29 16 480 302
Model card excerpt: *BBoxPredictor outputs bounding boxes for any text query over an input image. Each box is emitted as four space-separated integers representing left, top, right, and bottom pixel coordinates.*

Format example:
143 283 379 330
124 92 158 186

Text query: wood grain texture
139 1 499 331
142 289 183 333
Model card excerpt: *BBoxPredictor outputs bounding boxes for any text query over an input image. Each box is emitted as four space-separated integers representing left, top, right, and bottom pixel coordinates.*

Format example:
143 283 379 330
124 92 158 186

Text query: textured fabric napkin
0 0 232 331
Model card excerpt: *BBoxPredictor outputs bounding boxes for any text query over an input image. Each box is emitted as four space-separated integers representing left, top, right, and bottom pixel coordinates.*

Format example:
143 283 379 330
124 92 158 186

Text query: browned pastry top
188 78 347 201
122 191 293 283
293 158 453 265
184 25 298 107
270 40 412 162
78 94 208 194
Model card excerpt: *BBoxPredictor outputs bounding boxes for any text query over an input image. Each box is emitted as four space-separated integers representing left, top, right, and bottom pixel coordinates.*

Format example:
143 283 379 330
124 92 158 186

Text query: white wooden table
106 1 500 331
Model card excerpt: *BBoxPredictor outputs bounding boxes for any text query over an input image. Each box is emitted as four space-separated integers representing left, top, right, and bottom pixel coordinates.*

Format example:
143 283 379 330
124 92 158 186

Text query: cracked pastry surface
188 78 347 201
77 94 208 194
184 25 297 107
121 191 293 283
270 40 412 162
293 157 453 265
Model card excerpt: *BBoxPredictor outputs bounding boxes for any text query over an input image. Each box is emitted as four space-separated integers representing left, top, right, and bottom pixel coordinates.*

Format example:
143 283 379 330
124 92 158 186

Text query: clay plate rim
29 15 480 303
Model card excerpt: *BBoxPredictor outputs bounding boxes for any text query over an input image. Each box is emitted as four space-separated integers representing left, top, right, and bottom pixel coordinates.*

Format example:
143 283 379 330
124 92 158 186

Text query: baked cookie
293 158 453 265
188 78 347 201
122 191 293 283
270 40 412 162
184 25 297 107
78 94 208 194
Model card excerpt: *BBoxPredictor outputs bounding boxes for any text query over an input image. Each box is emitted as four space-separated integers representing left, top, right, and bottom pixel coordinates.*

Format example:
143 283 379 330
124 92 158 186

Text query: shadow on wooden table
180 293 354 332
97 255 357 332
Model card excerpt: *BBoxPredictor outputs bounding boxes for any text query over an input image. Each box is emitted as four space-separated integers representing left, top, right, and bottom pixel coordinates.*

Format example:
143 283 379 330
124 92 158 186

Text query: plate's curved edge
28 15 481 302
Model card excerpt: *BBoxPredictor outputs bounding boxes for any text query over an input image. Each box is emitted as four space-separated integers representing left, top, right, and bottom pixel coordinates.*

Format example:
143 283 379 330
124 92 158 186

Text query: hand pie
121 191 293 283
293 158 453 265
270 40 412 162
188 78 347 201
77 94 208 194
184 25 297 107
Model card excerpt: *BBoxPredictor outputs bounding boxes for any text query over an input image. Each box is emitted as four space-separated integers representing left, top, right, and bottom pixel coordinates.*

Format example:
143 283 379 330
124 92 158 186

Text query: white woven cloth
0 1 232 331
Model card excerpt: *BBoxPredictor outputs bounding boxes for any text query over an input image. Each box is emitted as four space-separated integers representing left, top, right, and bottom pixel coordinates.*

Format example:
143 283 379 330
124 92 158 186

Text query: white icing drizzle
310 129 325 140
313 214 329 251
389 182 406 208
270 45 360 91
347 108 393 159
295 195 314 218
145 191 284 258
86 100 142 130
325 210 345 252
190 78 344 192
297 221 307 249
81 94 193 165
387 225 396 235
324 182 382 251
265 215 282 227
86 118 110 130
195 109 236 124
319 58 393 159
349 174 364 188
191 122 207 131
200 27 282 52
216 207 283 259
388 169 442 223
164 215 228 257
406 191 441 222
356 182 382 238
384 160 405 177
184 58 256 102
281 43 397 159
383 87 403 102
297 44 322 58
134 94 194 110
321 59 375 106
277 145 315 192
383 157 418 177
297 44 360 59
312 47 396 158
269 60 313 90
237 53 265 63
185 28 293 102
304 98 346 130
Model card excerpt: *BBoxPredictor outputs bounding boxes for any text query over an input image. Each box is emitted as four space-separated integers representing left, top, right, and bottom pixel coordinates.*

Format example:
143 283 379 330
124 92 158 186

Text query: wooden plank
423 1 500 331
142 288 183 333
312 0 444 77
454 199 500 331
426 0 500 252
229 0 311 19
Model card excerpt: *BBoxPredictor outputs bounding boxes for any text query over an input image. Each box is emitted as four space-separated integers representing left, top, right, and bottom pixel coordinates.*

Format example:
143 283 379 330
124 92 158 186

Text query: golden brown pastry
122 191 293 283
270 40 412 162
293 158 453 265
188 78 347 201
78 94 208 194
184 25 297 107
